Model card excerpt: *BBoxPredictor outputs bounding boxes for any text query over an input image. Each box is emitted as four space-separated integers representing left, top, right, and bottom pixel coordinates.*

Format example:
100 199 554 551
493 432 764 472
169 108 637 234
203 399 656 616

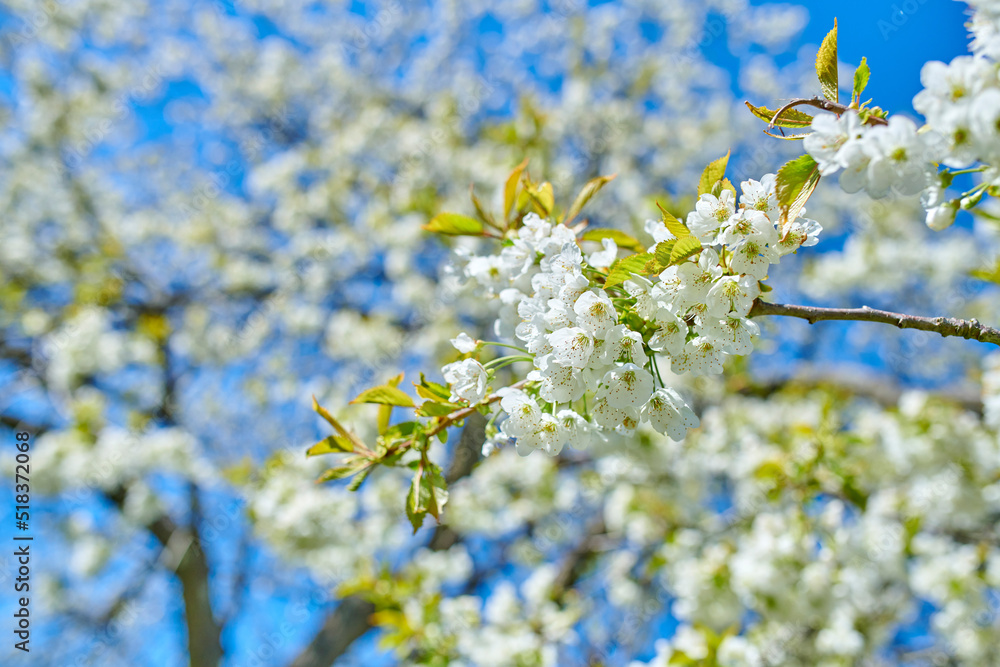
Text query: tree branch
106 487 223 667
288 411 489 667
750 300 1000 347
768 96 888 128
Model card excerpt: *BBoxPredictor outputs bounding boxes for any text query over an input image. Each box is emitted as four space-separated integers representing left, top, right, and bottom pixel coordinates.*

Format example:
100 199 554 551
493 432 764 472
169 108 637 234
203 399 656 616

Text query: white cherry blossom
450 332 479 354
586 238 618 268
546 327 595 369
641 388 700 440
573 289 618 338
598 363 655 410
442 358 489 403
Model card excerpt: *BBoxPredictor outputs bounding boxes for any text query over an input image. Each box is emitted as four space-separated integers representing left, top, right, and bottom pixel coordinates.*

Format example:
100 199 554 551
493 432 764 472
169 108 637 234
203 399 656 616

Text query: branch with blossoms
310 151 821 530
308 18 1000 531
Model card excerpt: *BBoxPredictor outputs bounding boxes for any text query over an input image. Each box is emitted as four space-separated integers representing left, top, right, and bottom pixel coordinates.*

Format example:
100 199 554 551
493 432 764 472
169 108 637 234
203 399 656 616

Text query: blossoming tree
312 4 1000 665
4 0 1000 666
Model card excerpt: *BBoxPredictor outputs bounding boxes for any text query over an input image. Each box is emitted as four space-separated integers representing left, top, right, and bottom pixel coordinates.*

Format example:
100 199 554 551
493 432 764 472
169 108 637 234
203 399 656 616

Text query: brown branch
768 96 888 129
422 379 527 442
750 300 1000 347
106 487 223 667
286 596 376 667
551 517 607 602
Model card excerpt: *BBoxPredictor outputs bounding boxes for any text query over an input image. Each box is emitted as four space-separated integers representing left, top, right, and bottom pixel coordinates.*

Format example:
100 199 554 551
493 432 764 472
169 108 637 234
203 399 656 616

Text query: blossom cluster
803 5 1000 231
443 175 822 457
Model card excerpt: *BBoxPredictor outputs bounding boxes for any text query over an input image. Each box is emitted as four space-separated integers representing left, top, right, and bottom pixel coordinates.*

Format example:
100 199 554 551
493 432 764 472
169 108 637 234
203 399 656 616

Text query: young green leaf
564 174 617 225
852 56 870 104
670 236 703 264
346 466 372 492
643 240 676 274
351 384 416 408
377 372 405 434
714 178 737 200
380 421 421 441
422 464 449 520
816 19 839 102
971 257 1000 284
406 463 448 532
423 212 484 236
526 181 555 216
604 252 654 289
312 396 367 451
317 456 370 483
430 478 448 519
414 373 451 402
775 154 821 226
406 478 426 533
744 101 815 128
416 400 458 417
469 185 495 227
762 129 809 141
656 202 691 239
306 435 355 456
653 240 677 266
503 157 530 222
697 151 730 197
581 228 644 251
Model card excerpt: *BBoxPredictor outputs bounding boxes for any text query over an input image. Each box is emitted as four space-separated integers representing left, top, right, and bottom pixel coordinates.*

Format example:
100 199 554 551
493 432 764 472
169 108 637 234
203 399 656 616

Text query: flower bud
924 200 959 231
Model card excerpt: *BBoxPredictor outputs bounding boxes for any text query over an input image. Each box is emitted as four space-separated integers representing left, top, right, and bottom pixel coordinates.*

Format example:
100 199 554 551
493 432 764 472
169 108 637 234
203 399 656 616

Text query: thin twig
768 97 888 130
749 300 1000 347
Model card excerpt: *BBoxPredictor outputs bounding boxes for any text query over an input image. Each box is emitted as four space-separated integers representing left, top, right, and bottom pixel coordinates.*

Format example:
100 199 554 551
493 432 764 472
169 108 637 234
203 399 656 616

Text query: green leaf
564 174 617 225
656 202 691 239
581 228 643 251
853 56 870 103
526 181 554 216
670 236 703 264
406 463 448 533
762 129 809 141
377 372 405 435
816 19 839 102
406 488 425 532
642 240 675 274
744 101 814 128
504 158 530 222
380 421 420 441
697 151 730 197
423 212 484 236
414 373 451 402
423 465 448 520
312 396 367 451
971 258 1000 284
306 435 354 456
775 154 821 226
317 456 370 483
351 384 415 408
415 383 450 402
653 240 677 266
718 178 738 200
469 186 496 227
346 466 372 492
604 252 654 290
416 400 458 417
